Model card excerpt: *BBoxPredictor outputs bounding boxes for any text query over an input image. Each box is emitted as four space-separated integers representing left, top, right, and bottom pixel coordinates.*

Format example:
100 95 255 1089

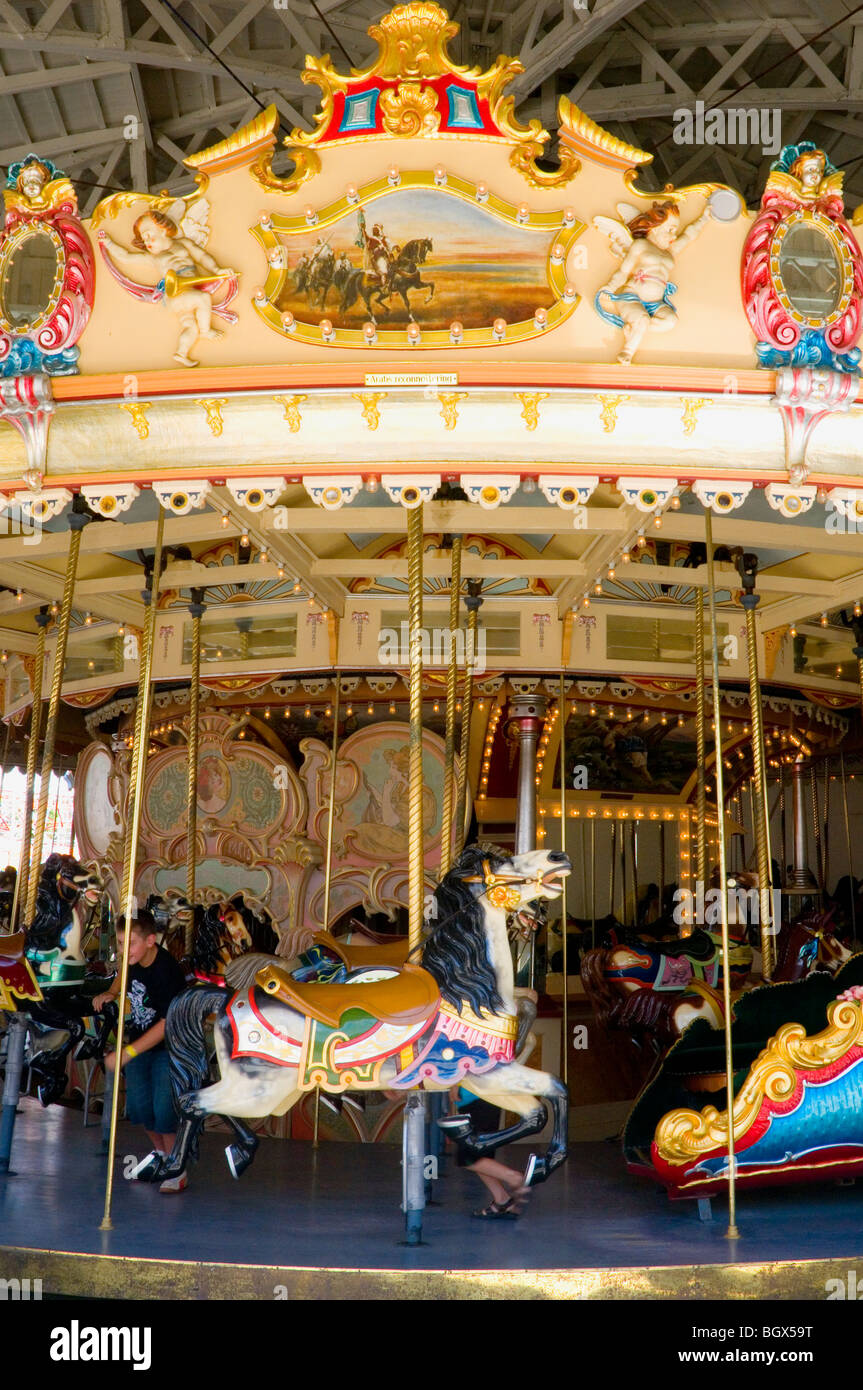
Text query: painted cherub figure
593 199 713 364
98 200 237 366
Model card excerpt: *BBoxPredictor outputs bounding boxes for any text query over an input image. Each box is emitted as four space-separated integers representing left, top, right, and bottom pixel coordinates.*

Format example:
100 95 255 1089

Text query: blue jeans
124 1048 176 1134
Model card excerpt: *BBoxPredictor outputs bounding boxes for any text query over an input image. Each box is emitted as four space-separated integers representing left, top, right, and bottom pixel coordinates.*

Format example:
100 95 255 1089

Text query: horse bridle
462 858 550 914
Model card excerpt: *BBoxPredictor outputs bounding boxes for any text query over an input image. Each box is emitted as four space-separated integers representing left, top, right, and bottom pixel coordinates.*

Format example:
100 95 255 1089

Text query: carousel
4 0 863 1300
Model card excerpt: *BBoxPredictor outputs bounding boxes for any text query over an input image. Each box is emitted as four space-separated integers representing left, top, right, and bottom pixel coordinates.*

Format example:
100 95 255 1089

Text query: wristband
125 1043 138 1060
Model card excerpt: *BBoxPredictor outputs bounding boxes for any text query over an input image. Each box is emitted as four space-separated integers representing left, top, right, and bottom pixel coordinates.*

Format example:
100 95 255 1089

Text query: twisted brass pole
407 503 424 953
694 587 708 890
741 600 774 978
810 762 823 892
102 508 165 1231
705 510 739 1242
316 671 341 1150
559 675 568 1085
26 519 88 924
12 609 49 929
321 674 341 935
439 537 462 877
454 581 482 856
185 589 205 954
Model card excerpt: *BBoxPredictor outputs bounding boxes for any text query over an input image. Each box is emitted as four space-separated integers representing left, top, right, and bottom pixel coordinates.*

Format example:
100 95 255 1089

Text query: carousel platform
1 1099 862 1300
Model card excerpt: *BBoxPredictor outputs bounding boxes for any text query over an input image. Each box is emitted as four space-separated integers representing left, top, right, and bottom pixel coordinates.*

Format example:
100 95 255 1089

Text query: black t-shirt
126 945 187 1046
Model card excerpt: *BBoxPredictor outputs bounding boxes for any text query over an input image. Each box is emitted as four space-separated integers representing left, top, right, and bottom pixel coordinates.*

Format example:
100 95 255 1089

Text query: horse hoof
225 1143 255 1180
128 1151 164 1183
437 1114 472 1138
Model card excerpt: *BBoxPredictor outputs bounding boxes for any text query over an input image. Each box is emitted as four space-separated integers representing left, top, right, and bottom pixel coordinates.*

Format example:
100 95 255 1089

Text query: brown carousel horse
770 903 851 982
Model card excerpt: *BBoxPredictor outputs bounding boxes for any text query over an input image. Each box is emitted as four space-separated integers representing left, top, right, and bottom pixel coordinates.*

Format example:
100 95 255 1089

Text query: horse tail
165 984 225 1101
580 948 617 1028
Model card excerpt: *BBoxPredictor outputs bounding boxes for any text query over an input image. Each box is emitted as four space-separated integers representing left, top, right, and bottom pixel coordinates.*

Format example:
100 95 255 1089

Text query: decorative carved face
136 214 174 255
646 212 680 251
793 153 825 191
18 163 48 201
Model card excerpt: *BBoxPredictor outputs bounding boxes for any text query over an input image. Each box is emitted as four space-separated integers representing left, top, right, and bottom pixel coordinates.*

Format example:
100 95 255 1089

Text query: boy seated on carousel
92 910 188 1193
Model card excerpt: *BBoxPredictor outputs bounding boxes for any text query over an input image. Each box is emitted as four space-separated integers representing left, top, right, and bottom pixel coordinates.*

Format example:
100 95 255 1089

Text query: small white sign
364 372 459 387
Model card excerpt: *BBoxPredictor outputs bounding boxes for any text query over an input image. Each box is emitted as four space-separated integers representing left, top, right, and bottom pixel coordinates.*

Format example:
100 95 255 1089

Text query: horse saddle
0 931 26 965
254 960 440 1029
654 928 716 962
315 930 411 973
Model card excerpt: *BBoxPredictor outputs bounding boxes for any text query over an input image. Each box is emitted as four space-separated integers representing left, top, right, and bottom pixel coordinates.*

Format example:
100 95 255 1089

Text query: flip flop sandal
471 1202 518 1219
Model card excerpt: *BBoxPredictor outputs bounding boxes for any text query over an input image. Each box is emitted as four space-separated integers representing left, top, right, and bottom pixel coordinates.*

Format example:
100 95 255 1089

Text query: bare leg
174 314 199 367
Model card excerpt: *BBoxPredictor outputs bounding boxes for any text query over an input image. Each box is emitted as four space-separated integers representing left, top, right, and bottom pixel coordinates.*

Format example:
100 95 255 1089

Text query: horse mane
191 895 279 974
26 852 78 948
421 843 504 1016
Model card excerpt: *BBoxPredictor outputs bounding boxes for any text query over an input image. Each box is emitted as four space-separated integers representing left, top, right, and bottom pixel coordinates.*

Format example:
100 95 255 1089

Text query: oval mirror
2 230 59 328
777 221 842 321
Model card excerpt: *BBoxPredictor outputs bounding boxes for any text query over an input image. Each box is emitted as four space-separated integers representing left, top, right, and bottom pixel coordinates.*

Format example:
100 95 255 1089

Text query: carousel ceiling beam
0 560 145 628
310 556 590 579
0 59 131 94
0 512 239 563
754 569 863 632
555 501 641 614
263 505 630 535
606 564 837 597
0 626 37 653
0 30 307 87
661 513 863 558
210 486 345 616
510 0 651 100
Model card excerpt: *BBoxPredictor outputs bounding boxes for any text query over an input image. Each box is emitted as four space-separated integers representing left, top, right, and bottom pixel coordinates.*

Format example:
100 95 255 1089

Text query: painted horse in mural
340 239 435 323
0 854 109 1105
133 845 572 1189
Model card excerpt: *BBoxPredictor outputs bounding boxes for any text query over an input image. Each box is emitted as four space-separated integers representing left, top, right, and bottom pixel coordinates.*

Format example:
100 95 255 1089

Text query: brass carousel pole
705 511 739 1242
404 499 426 1245
559 676 568 1086
840 749 856 942
439 537 462 878
694 586 708 895
25 512 90 924
11 608 49 929
314 671 341 1149
184 588 205 955
101 509 165 1231
734 552 774 979
0 713 13 813
454 581 482 856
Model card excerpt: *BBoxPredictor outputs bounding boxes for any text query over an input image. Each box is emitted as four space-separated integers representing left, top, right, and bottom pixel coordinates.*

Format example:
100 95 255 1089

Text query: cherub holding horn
97 197 238 367
593 199 712 364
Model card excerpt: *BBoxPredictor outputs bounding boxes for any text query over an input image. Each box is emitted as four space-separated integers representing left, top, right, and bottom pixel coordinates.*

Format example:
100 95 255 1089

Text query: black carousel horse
1 853 112 1106
132 845 572 1190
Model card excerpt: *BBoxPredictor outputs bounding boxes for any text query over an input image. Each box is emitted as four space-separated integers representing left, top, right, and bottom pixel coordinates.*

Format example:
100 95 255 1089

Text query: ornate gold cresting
119 402 151 440
515 391 549 431
655 999 863 1165
274 394 307 431
197 398 228 437
438 391 467 430
354 391 386 430
287 1 575 186
595 393 628 433
681 397 710 437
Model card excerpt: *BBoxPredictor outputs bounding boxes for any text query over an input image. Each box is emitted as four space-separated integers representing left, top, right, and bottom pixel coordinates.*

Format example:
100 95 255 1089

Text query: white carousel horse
133 844 572 1188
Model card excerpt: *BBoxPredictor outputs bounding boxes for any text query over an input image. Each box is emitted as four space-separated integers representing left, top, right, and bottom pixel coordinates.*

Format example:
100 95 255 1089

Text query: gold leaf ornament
380 82 441 137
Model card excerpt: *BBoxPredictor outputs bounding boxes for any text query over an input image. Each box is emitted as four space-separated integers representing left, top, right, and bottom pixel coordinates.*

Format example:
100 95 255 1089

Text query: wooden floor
2 1100 863 1299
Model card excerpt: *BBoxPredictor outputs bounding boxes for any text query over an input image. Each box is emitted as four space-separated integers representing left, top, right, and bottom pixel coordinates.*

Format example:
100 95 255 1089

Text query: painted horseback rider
357 210 392 287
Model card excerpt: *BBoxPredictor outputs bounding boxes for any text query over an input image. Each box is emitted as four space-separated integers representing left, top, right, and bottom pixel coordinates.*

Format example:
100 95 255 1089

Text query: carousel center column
508 694 547 985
